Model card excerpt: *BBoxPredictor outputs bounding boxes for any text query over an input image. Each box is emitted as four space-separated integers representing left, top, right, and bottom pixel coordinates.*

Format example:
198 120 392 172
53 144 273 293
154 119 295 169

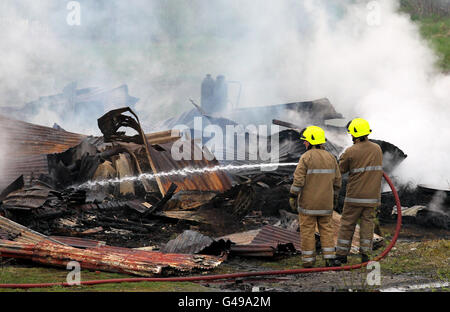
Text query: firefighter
289 126 342 268
335 118 383 264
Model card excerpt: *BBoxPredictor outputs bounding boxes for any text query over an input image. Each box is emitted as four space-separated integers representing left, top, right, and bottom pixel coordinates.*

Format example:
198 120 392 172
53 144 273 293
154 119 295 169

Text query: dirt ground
193 222 450 292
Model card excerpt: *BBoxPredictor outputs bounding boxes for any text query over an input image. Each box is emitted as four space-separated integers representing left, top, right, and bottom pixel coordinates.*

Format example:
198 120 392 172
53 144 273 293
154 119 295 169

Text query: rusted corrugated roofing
219 225 301 251
89 245 224 273
218 229 261 245
149 141 233 194
0 215 224 276
0 115 86 157
0 113 231 194
0 155 49 190
0 239 224 276
0 215 63 245
49 236 106 249
0 115 85 189
251 224 301 251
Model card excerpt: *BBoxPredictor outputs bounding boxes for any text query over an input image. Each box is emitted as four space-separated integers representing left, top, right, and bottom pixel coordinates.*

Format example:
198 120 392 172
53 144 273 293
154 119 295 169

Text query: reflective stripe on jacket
339 140 383 207
291 147 342 216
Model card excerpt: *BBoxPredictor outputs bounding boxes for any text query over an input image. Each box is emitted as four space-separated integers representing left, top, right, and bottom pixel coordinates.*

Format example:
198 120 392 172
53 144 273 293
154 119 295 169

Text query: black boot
326 259 341 267
335 255 347 264
361 253 370 263
302 262 315 268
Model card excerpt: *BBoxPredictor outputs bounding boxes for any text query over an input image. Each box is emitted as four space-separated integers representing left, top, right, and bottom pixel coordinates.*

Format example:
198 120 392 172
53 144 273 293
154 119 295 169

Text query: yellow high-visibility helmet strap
299 126 326 145
347 118 372 138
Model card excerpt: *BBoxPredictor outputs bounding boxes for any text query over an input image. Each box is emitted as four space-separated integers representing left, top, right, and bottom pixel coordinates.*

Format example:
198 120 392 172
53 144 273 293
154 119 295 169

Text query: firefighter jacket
290 146 342 216
339 139 383 207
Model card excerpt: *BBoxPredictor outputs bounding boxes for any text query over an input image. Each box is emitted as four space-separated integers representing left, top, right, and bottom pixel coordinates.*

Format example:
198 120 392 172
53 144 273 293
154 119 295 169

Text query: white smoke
0 0 449 186
428 191 449 216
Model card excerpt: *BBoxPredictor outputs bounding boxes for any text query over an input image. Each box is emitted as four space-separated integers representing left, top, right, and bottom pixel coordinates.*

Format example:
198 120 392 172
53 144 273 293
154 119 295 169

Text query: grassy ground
417 16 450 71
0 264 211 292
400 1 450 72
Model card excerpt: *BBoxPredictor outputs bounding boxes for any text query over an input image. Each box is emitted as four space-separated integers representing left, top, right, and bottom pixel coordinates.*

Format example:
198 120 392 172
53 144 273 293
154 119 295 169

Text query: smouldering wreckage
0 98 446 278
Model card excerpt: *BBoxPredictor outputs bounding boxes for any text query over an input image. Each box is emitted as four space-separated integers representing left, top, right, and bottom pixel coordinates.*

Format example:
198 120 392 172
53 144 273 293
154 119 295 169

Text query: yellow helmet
346 118 372 138
300 126 326 145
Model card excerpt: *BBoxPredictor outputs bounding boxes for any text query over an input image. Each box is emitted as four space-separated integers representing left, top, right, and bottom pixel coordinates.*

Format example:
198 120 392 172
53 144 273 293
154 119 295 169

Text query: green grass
380 239 450 276
400 1 450 72
0 264 211 292
417 17 450 71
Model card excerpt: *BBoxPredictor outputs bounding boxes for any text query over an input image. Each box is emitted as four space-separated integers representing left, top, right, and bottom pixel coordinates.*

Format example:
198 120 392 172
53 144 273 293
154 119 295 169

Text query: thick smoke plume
0 0 449 186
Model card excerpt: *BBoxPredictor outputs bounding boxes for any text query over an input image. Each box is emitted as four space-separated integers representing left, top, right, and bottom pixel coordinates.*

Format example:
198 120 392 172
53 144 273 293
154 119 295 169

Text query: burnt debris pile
0 93 444 276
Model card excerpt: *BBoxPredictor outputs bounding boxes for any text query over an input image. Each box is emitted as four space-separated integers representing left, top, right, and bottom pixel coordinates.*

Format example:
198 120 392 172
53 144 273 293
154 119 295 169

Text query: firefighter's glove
289 193 298 213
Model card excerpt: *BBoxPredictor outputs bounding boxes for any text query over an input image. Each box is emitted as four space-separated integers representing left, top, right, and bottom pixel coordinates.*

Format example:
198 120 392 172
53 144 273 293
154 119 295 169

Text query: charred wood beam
142 183 178 217
97 216 155 231
272 119 301 129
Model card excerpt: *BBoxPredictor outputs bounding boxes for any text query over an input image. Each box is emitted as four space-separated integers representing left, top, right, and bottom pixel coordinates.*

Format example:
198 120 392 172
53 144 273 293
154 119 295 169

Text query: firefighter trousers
299 214 336 264
336 203 375 256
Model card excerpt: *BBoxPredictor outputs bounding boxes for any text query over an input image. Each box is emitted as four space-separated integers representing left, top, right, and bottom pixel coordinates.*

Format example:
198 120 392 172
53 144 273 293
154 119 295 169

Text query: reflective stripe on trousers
336 239 351 252
298 208 333 215
344 197 380 204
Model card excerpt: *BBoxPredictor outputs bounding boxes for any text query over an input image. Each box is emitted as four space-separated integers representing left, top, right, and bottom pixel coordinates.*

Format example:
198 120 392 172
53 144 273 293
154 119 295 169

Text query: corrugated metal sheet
0 115 86 157
251 224 301 251
87 245 224 274
160 230 231 255
2 184 51 210
0 240 223 276
218 229 261 245
0 215 63 245
161 230 215 254
149 141 233 194
0 155 49 189
0 112 231 194
49 236 106 249
0 115 85 189
0 215 224 276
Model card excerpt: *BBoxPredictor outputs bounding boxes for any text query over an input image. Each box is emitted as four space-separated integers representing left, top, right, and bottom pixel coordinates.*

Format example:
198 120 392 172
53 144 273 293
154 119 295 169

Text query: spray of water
75 162 298 189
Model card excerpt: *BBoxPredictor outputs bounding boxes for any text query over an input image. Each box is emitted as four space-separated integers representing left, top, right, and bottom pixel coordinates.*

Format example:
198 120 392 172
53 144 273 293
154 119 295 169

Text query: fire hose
0 172 402 289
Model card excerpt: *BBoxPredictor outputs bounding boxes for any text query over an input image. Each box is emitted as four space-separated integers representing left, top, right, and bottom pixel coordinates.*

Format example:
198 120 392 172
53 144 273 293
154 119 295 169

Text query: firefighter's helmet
300 126 326 145
346 118 372 138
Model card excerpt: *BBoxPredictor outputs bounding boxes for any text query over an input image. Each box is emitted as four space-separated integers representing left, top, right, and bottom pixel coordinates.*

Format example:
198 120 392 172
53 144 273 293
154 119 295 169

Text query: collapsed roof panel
0 115 86 157
251 224 301 251
0 215 224 276
226 98 343 126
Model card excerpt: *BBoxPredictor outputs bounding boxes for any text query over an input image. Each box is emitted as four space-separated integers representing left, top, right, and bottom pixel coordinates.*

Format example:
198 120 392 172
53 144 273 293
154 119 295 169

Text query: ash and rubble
0 89 448 277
